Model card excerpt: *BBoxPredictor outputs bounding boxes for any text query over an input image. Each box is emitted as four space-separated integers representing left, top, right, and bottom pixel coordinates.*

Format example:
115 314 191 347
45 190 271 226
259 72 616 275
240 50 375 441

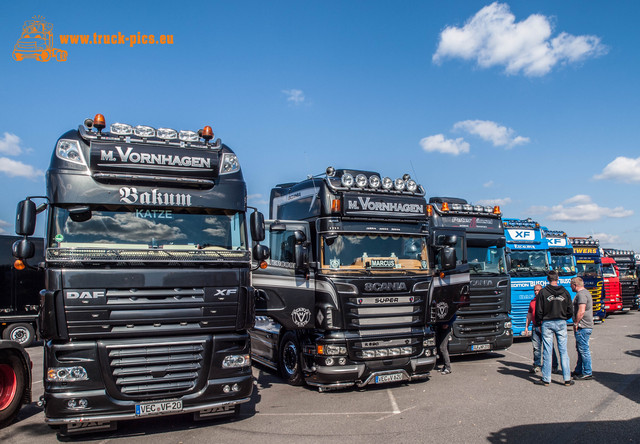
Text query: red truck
601 256 622 313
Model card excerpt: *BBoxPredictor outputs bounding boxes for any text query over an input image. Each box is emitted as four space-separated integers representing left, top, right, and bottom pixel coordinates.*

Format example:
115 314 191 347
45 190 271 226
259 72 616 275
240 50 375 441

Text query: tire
55 50 67 62
0 352 27 428
2 324 35 348
38 51 51 62
278 331 304 386
12 52 23 61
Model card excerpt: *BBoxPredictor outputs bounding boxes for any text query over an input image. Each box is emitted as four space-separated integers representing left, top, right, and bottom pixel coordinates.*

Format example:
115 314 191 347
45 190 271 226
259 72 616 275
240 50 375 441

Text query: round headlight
406 179 418 192
382 177 393 190
369 175 381 188
394 178 405 191
474 205 483 212
355 174 367 188
484 206 493 213
341 173 354 187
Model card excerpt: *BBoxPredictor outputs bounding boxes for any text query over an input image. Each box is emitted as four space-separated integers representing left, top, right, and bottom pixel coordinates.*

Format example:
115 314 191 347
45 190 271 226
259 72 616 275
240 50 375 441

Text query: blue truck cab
503 218 550 337
541 228 577 323
569 237 606 322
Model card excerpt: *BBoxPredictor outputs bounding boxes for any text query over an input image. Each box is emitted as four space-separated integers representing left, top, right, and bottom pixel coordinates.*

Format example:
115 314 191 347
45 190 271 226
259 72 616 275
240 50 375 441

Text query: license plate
375 373 403 384
135 400 183 416
472 344 491 351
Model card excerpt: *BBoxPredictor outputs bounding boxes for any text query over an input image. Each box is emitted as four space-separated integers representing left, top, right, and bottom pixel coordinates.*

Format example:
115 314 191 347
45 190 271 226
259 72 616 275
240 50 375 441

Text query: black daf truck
603 249 637 311
12 114 267 434
428 198 512 354
250 168 469 391
1 235 44 347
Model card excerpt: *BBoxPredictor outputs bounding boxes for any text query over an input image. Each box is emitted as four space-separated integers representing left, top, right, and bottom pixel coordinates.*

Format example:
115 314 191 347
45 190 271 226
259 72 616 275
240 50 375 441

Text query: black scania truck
428 198 512 354
250 168 469 391
12 114 267 434
603 249 637 311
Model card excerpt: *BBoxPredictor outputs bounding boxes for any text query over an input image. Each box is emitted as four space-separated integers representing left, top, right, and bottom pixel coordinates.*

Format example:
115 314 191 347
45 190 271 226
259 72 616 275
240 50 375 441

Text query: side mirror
12 239 35 260
294 230 306 244
441 246 456 270
250 211 265 242
253 244 270 262
15 200 36 236
436 234 457 246
295 244 309 270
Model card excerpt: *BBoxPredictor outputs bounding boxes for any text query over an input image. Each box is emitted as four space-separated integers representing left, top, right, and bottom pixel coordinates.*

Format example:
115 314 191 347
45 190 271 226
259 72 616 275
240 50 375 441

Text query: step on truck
250 168 469 391
603 249 637 312
569 237 606 322
12 114 268 435
428 198 512 354
503 218 550 337
1 235 44 347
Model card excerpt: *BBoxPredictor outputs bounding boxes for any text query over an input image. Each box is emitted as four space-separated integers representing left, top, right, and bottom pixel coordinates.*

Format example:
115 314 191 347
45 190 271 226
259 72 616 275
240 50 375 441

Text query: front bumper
449 329 513 355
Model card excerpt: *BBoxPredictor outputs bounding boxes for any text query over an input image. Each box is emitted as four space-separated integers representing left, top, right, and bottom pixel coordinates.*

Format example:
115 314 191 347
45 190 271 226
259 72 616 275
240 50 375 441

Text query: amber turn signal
14 259 26 270
259 261 268 269
441 202 449 212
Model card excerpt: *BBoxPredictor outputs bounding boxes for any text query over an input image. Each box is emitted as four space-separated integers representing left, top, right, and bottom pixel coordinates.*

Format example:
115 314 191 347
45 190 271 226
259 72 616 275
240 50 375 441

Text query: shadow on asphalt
495 359 537 382
487 417 640 443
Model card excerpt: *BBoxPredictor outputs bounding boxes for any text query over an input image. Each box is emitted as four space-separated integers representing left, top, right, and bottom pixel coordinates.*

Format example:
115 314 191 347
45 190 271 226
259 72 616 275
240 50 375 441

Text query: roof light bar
110 122 133 135
157 128 178 140
134 125 155 138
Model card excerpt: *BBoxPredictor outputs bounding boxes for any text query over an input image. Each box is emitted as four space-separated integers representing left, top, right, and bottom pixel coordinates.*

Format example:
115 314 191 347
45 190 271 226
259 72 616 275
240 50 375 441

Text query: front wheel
278 332 304 386
0 352 27 428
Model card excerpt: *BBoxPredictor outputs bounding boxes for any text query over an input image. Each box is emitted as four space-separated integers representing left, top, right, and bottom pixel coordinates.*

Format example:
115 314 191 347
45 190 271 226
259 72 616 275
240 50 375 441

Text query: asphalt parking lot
2 311 639 444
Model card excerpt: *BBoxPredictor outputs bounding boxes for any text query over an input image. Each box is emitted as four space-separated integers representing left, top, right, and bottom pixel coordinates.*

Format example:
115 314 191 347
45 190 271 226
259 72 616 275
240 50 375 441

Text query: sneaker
574 374 593 381
552 368 562 375
533 379 549 386
529 366 541 374
441 368 451 375
570 371 581 378
564 380 575 386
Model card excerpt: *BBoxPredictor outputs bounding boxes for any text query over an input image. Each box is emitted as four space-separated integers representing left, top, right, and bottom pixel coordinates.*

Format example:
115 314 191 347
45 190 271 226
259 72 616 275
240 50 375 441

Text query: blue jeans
532 326 559 369
574 328 592 376
541 320 571 382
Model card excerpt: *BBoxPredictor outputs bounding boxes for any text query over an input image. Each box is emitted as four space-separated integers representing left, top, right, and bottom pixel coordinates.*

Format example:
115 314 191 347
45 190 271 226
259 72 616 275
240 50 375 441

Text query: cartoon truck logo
12 16 67 62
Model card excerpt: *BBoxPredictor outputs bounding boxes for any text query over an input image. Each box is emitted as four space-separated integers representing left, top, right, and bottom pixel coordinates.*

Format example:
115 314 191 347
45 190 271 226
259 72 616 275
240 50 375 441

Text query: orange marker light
259 261 268 269
331 199 341 213
493 206 501 214
426 204 433 217
93 114 106 131
441 202 450 212
317 345 324 355
201 126 214 141
439 272 445 279
14 259 26 270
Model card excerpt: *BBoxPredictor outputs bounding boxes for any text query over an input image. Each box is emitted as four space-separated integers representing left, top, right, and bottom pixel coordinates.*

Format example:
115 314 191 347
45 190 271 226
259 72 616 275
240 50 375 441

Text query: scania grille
454 318 501 337
65 287 238 338
457 289 505 316
604 282 619 301
350 335 421 360
345 295 424 330
107 340 206 398
620 282 636 308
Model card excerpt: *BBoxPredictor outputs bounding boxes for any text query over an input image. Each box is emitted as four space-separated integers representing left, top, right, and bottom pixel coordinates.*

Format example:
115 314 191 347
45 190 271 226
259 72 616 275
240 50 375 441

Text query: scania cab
503 218 549 337
12 114 268 434
603 249 637 311
428 198 512 354
601 256 623 313
250 168 469 391
569 237 606 322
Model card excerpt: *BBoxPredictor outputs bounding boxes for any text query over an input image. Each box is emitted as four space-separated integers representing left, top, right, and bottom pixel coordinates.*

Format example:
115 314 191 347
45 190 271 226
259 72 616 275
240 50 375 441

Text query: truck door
253 220 315 330
430 228 470 323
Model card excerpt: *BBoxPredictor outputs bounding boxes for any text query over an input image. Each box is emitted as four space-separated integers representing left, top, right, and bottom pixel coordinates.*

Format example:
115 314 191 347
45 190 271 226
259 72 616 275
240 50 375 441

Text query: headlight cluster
504 321 512 329
220 152 240 175
47 366 88 382
357 346 413 359
56 139 86 166
423 338 436 347
222 354 251 368
317 344 347 355
339 172 422 193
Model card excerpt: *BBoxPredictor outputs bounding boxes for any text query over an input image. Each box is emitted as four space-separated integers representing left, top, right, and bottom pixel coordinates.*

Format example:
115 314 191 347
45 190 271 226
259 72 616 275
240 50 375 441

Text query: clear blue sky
1 1 639 249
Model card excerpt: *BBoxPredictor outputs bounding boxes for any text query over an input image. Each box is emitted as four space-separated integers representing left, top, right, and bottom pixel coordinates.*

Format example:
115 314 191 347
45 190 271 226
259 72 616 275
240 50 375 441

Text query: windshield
468 246 506 275
48 206 247 261
602 264 617 277
508 250 549 277
576 262 602 278
619 268 637 279
550 253 576 276
321 233 429 273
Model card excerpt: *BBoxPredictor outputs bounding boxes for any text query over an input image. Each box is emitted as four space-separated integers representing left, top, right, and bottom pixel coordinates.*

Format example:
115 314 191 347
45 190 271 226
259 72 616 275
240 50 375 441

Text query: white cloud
433 2 607 76
589 232 622 245
483 180 494 188
419 134 470 156
0 219 10 235
594 156 640 183
0 133 24 155
0 157 45 179
282 89 305 105
477 197 512 206
248 194 269 205
453 120 529 148
527 195 633 222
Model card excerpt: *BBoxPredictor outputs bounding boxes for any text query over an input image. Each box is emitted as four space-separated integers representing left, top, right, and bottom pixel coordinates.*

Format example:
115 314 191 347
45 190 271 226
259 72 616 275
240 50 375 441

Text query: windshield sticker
54 234 64 242
370 259 396 268
135 209 173 219
330 258 340 269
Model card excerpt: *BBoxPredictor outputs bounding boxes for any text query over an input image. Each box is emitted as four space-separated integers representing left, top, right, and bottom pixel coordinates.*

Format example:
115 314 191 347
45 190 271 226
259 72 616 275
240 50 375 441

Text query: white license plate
375 373 403 384
135 400 183 416
472 344 491 351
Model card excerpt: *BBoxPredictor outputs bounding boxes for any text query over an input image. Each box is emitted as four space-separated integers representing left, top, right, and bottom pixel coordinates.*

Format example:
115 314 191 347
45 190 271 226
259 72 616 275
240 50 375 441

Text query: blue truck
503 218 549 337
541 228 577 294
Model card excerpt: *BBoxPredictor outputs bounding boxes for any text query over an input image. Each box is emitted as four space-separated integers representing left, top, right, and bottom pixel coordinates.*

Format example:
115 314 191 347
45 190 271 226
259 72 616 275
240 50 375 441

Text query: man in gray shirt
571 277 593 380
